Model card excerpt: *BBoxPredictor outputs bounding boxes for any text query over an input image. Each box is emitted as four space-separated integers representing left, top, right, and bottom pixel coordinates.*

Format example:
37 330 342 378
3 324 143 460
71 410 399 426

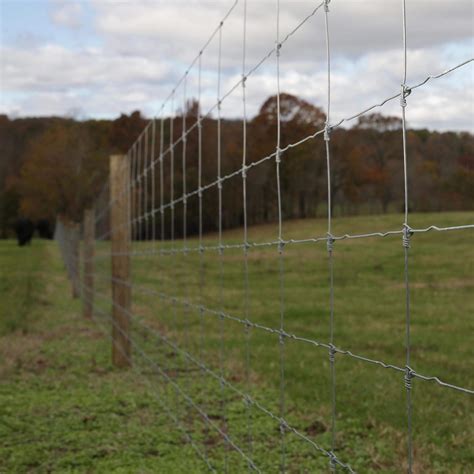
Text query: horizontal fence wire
53 0 474 472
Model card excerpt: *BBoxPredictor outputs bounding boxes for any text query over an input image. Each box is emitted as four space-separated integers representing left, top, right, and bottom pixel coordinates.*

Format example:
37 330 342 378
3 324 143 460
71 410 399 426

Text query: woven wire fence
56 0 473 471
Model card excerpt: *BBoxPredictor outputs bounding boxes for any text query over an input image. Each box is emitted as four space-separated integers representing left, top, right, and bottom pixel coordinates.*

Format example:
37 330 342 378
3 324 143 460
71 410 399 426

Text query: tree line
0 93 472 238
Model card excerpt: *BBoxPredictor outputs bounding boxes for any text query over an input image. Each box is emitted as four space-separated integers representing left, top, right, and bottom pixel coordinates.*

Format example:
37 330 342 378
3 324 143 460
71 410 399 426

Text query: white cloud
91 0 473 64
50 1 84 29
1 0 473 131
1 44 170 90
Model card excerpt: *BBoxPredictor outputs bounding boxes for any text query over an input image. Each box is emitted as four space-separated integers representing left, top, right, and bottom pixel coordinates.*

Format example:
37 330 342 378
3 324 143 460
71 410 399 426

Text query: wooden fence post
83 208 95 319
110 154 131 367
70 222 81 299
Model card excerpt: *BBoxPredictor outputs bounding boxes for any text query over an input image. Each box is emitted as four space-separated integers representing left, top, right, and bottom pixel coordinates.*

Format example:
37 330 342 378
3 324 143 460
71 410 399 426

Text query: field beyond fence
35 211 472 472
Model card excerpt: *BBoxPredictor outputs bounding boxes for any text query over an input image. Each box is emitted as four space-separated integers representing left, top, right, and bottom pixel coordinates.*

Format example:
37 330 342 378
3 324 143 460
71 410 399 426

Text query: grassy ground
1 211 473 472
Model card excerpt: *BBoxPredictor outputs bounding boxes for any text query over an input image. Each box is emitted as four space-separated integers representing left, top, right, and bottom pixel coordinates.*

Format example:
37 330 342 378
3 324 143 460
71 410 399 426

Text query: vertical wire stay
323 0 337 470
241 0 253 469
275 1 286 471
196 50 210 467
132 141 137 244
128 142 132 245
400 1 414 472
216 21 229 470
182 75 188 253
159 115 165 255
182 74 190 386
151 119 156 248
170 91 177 339
197 51 205 369
141 134 146 242
137 136 142 244
132 143 138 245
127 148 133 274
169 91 180 403
144 127 149 244
158 111 167 395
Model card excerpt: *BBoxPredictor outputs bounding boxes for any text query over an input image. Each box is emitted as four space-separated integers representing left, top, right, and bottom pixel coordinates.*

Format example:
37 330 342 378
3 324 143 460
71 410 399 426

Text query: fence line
54 0 474 471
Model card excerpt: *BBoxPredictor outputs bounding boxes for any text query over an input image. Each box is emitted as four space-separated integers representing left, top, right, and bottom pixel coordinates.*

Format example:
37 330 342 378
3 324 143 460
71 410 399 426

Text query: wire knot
329 451 337 469
183 196 187 205
219 311 225 321
182 133 187 143
278 239 285 253
405 366 415 390
324 123 332 141
329 344 336 364
242 165 247 179
276 42 282 57
242 75 247 87
217 100 222 111
324 0 331 12
276 148 282 164
199 245 204 255
198 187 203 198
402 224 413 248
400 85 411 108
327 234 335 253
279 418 288 434
217 179 223 190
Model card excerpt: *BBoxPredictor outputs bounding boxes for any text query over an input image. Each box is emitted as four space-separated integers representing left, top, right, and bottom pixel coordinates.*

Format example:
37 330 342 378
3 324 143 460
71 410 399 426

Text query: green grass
1 211 473 472
0 241 44 335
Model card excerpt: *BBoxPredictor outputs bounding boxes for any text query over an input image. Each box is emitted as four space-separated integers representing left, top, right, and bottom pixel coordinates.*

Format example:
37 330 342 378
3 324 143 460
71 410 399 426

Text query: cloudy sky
1 0 473 131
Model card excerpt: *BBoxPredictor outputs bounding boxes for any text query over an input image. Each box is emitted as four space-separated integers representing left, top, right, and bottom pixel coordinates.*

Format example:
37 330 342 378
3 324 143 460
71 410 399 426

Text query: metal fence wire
55 0 473 472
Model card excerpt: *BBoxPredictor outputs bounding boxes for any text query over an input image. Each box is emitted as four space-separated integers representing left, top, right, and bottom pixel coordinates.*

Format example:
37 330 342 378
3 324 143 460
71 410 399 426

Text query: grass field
1 211 473 472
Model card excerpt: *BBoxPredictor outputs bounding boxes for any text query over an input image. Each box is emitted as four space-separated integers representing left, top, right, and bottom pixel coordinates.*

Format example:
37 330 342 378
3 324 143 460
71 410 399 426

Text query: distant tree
18 123 108 222
0 98 472 238
355 113 402 132
352 114 404 213
250 93 327 220
110 110 148 153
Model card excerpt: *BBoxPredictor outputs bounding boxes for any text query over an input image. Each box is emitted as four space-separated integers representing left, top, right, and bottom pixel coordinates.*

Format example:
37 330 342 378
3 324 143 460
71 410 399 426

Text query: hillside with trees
1 94 472 238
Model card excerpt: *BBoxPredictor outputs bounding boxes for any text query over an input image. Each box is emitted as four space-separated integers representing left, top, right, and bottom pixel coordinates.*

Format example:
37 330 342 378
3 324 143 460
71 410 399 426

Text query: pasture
1 211 473 472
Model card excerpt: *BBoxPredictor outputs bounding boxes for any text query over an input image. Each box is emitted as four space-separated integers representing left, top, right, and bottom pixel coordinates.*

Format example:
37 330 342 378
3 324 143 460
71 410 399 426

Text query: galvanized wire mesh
55 1 473 472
